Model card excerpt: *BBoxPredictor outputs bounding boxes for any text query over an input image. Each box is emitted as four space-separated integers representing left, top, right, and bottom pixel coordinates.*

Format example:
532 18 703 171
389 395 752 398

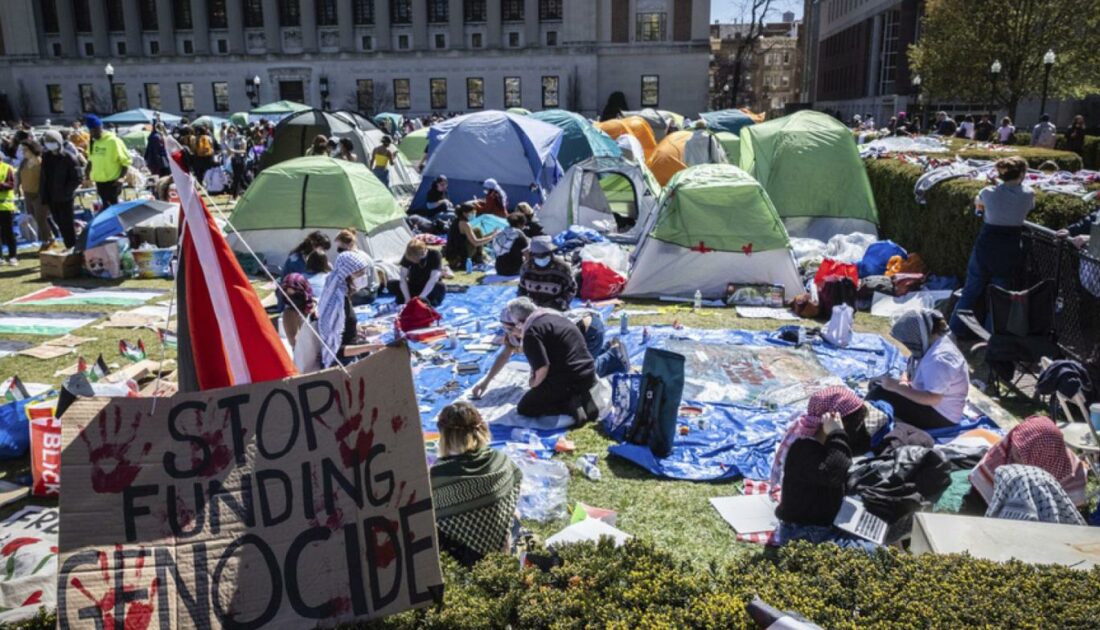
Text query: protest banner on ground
56 345 443 628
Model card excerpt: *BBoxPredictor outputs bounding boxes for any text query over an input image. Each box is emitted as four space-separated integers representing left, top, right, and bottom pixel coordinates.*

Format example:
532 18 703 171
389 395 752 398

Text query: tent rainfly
623 164 804 300
647 130 728 186
248 100 311 123
531 109 622 171
699 109 756 135
596 117 658 161
398 127 430 163
540 156 662 243
101 108 182 125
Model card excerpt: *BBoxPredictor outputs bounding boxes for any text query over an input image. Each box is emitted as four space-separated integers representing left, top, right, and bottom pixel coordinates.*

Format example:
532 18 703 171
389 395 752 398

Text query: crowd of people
847 109 1090 152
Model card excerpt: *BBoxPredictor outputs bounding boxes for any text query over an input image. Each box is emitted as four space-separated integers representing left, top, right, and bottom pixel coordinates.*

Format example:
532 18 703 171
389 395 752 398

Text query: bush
1009 133 1099 169
363 540 1100 629
866 159 1094 278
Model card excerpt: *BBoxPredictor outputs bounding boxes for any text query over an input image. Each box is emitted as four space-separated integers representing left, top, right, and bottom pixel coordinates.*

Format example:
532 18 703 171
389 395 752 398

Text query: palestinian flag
167 136 295 392
78 355 110 382
0 311 104 336
0 376 30 402
157 328 178 349
5 286 165 307
119 339 146 363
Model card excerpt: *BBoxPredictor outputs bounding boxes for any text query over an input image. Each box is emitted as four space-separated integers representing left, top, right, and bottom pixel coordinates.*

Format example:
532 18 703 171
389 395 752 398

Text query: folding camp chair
954 280 1060 394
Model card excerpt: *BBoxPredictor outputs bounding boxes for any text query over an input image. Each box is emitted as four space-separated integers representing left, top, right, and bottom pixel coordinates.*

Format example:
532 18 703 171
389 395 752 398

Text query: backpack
817 276 857 320
623 348 685 458
195 135 214 158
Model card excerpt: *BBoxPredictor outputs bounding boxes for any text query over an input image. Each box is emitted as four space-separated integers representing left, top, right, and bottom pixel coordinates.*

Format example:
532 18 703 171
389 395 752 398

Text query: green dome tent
225 157 412 265
623 164 803 300
714 131 741 165
248 100 310 123
398 127 429 162
120 127 150 151
739 110 877 240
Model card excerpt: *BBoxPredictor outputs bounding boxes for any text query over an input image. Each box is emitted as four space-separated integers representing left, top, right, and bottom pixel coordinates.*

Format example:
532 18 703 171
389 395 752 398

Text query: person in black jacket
38 130 81 249
770 386 877 551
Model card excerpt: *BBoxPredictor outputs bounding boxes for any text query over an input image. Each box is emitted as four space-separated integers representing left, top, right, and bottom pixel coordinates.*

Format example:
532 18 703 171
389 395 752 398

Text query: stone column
190 0 210 54
412 0 428 50
89 0 110 56
524 0 538 47
448 0 464 49
300 0 318 51
226 0 245 53
155 0 177 55
337 0 354 51
375 0 391 51
57 0 79 57
122 0 143 56
486 0 502 48
261 0 281 53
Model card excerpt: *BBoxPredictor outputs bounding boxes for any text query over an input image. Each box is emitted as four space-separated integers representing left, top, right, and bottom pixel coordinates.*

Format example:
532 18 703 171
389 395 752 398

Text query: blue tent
530 110 621 170
101 108 182 125
85 199 175 250
373 112 405 135
700 109 756 135
411 111 564 211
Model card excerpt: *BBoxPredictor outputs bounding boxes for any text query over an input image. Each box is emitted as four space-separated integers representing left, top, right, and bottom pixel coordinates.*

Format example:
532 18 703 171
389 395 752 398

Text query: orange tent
646 131 693 186
596 116 657 160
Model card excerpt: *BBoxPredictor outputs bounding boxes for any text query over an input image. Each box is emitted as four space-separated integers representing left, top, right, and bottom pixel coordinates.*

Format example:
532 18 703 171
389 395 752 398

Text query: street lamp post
989 60 1001 119
104 63 116 113
246 75 262 108
1039 49 1055 121
911 74 922 132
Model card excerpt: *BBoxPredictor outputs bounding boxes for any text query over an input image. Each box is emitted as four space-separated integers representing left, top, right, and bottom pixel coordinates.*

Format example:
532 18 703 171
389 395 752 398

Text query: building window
279 0 300 27
46 85 64 114
117 41 127 56
139 0 158 30
430 78 448 110
539 0 562 20
782 51 790 64
781 75 789 88
467 78 485 109
546 31 557 46
508 32 519 47
393 79 411 109
434 33 446 49
209 0 229 28
471 33 483 48
391 0 412 24
217 39 228 53
183 39 194 54
502 0 523 21
428 0 449 23
641 75 659 107
357 79 374 113
316 0 338 25
397 34 410 49
211 82 229 111
636 12 666 41
174 1 193 29
42 0 61 34
149 40 160 55
244 0 264 28
107 0 126 31
112 84 129 111
504 77 521 107
178 82 195 112
52 43 62 56
877 9 901 96
541 76 559 108
465 0 487 22
353 0 374 24
361 35 373 50
84 42 94 56
74 0 92 33
145 83 161 110
79 84 95 112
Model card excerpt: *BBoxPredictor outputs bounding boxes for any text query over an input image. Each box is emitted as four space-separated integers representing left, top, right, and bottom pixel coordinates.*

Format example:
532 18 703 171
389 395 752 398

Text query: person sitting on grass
317 250 384 367
443 203 498 271
771 386 876 552
516 201 545 238
430 401 523 567
518 236 576 311
478 178 508 218
389 239 445 306
866 309 969 431
491 212 530 276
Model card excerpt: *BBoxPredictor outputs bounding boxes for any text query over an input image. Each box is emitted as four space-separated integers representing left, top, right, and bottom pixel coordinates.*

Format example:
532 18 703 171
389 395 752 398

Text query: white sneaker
6 258 17 266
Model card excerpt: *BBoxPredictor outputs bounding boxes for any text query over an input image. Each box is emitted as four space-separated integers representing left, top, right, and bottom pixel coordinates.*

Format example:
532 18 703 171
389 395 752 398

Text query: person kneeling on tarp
430 401 523 567
770 387 877 552
389 239 445 307
499 297 599 422
866 309 970 431
472 306 627 399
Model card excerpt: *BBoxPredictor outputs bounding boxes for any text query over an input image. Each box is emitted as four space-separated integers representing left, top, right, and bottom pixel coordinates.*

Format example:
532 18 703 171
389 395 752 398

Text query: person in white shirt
866 309 970 430
1030 114 1057 149
996 117 1016 144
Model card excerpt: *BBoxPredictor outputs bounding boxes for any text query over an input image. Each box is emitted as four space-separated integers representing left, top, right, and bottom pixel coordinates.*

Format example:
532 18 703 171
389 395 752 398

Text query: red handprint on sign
70 546 158 630
80 407 152 494
322 378 381 468
307 471 345 532
188 408 238 478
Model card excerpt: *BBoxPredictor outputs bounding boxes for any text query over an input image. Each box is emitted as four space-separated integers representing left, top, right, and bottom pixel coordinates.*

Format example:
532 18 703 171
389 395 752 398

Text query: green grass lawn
0 258 1037 567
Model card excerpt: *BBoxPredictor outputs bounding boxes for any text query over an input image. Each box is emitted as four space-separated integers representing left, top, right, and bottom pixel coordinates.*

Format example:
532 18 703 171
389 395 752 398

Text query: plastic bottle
1091 403 1100 432
465 258 473 274
693 289 703 310
620 311 629 336
577 454 602 481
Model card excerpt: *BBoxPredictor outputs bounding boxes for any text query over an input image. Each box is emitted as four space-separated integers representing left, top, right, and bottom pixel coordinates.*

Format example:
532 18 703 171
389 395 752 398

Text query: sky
711 0 804 24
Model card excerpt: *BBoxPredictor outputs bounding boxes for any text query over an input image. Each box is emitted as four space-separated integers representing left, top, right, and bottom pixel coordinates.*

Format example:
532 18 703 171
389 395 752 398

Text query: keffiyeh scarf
768 386 864 497
970 415 1087 506
985 464 1085 525
317 250 372 367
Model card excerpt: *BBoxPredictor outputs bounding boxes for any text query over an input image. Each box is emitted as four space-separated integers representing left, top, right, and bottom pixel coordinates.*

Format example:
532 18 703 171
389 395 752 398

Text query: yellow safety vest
0 162 15 212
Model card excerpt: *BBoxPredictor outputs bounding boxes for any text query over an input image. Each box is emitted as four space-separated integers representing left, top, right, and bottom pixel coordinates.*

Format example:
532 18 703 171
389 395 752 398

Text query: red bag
397 297 442 332
813 258 859 291
28 405 61 498
580 261 627 300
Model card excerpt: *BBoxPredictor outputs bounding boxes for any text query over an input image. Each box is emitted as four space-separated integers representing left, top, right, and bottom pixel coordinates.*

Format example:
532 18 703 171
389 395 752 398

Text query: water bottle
1091 403 1100 433
619 311 629 336
693 289 703 310
578 454 602 481
465 258 473 274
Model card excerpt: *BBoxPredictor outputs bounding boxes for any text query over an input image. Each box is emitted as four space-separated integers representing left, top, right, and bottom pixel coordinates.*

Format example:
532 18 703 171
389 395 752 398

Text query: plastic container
693 289 703 310
507 446 570 522
577 454 602 481
620 311 629 335
1091 403 1100 432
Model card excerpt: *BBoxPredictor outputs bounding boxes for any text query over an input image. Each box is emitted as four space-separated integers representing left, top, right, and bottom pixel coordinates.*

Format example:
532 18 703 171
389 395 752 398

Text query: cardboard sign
57 346 443 629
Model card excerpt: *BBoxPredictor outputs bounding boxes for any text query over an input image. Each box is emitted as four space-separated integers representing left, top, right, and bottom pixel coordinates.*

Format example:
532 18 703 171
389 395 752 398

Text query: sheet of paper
709 495 779 534
870 290 952 318
736 306 801 321
546 518 632 548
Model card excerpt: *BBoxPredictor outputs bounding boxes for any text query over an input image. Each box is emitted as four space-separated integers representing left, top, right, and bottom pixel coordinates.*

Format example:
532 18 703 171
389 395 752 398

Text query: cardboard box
130 225 158 247
39 251 83 279
154 225 179 248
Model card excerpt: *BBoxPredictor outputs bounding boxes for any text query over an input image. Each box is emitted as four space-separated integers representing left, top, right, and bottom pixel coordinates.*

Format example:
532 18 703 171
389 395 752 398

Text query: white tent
623 164 804 300
539 157 662 244
332 111 422 200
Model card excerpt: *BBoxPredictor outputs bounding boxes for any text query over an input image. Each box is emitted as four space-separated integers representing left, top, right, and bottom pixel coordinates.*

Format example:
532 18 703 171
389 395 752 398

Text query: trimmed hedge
356 540 1100 629
866 158 1094 278
1008 133 1100 170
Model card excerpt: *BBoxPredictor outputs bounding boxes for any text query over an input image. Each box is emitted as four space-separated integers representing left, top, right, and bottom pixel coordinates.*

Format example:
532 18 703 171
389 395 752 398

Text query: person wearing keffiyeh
316 250 381 367
969 415 1087 509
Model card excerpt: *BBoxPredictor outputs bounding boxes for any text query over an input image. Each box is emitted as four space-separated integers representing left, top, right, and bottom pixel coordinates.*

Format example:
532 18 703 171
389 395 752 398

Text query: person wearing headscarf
772 386 874 551
316 250 382 367
866 309 969 430
478 178 508 218
968 415 1087 509
279 273 315 349
984 464 1085 525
